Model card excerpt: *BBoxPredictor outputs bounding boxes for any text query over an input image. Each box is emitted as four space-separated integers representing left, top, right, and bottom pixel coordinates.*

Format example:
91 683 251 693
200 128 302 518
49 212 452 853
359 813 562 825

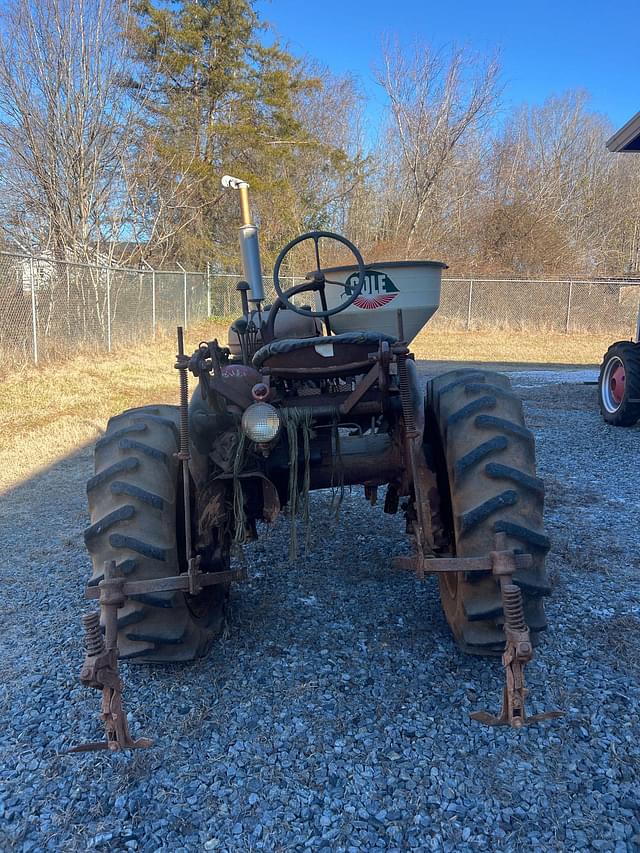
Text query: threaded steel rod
177 327 193 561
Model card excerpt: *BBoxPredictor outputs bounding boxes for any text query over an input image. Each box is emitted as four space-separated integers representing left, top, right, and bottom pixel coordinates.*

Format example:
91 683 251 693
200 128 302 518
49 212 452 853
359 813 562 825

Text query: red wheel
598 342 640 427
609 361 625 406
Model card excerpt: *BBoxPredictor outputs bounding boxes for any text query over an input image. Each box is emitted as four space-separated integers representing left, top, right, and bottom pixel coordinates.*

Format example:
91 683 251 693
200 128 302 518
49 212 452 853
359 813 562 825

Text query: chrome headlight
241 403 281 443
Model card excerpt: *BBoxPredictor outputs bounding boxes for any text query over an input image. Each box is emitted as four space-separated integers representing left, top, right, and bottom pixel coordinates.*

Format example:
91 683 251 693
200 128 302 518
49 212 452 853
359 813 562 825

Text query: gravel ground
1 363 639 853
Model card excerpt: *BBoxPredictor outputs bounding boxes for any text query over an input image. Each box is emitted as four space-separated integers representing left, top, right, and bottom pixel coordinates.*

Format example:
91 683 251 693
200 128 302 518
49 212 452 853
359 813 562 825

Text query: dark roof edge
606 110 640 152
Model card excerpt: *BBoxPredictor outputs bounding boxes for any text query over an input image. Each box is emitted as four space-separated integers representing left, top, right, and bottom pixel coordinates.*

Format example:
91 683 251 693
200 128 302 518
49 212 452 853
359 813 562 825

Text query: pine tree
125 0 361 268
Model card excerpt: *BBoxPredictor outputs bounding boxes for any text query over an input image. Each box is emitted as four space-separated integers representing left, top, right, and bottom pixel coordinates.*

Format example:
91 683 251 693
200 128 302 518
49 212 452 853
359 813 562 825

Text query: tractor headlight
241 403 281 444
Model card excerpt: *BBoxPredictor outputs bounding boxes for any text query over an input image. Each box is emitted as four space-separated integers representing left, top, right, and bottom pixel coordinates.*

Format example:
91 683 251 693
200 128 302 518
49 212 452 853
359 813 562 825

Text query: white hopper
315 260 446 343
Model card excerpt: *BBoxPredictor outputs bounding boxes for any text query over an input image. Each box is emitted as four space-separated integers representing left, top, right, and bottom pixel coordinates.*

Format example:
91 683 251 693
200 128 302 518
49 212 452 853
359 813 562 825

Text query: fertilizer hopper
312 260 446 342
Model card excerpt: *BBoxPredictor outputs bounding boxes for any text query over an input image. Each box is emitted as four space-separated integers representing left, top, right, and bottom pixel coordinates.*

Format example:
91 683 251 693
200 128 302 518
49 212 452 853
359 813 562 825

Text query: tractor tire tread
425 368 549 656
485 462 545 494
598 341 640 426
447 395 497 427
85 404 228 662
454 436 508 479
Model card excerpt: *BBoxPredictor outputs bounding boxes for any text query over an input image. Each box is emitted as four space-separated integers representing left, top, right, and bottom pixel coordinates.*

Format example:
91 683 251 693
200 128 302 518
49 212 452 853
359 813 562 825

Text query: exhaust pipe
221 175 265 303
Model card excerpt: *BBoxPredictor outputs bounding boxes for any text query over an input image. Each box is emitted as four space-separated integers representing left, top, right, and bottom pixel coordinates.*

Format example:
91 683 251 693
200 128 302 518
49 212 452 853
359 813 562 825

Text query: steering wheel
272 230 366 319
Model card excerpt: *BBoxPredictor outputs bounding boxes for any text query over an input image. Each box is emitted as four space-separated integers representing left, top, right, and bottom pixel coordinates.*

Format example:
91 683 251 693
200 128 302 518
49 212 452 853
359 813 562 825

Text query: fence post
466 279 474 330
141 260 156 337
29 255 38 364
106 266 112 352
65 264 72 338
177 262 187 328
565 281 573 333
206 262 211 317
152 270 156 336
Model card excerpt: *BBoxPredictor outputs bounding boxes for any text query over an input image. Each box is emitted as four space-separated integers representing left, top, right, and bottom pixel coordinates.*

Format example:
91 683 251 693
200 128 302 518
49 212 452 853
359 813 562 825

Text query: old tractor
598 113 640 427
599 336 640 426
75 176 560 751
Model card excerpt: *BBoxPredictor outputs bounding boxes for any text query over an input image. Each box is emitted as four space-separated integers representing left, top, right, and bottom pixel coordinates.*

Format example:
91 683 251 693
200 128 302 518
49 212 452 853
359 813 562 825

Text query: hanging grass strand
232 430 248 548
281 407 314 561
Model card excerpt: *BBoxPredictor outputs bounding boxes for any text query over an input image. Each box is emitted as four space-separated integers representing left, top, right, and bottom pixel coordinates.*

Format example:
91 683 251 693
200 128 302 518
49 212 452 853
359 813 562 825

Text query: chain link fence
1 249 639 367
0 252 210 365
209 274 639 340
432 278 640 338
0 249 299 367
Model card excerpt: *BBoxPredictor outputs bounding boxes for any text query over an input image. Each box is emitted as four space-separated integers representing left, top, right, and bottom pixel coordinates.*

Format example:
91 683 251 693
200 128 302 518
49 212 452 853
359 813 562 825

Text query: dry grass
0 322 611 493
411 326 613 366
583 614 640 673
0 321 225 492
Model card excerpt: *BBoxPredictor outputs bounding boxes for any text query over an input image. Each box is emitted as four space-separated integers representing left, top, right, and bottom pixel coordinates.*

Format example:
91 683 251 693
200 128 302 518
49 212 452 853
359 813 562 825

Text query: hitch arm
73 560 247 753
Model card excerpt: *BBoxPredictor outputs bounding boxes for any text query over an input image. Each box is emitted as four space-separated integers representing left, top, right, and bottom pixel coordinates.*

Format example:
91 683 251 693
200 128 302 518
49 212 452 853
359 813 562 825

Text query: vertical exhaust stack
221 175 265 304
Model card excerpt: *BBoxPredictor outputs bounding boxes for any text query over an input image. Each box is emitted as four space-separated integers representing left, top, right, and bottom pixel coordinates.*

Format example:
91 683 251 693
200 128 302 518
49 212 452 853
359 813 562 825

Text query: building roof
606 111 640 152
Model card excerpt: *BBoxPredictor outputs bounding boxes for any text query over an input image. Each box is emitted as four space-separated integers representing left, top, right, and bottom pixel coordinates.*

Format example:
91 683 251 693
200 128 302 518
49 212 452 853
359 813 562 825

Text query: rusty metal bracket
175 327 198 593
393 547 532 579
340 362 380 415
84 566 247 600
395 530 563 729
69 562 153 753
74 558 247 751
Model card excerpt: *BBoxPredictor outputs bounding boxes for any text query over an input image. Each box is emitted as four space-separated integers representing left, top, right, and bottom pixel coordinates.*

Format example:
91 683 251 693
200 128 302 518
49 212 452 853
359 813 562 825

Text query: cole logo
343 269 399 309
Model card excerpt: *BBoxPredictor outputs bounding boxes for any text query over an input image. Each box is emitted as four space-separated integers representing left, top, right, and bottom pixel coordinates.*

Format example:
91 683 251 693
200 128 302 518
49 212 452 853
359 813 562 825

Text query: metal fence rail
0 252 208 365
1 249 639 367
209 274 640 339
432 277 640 338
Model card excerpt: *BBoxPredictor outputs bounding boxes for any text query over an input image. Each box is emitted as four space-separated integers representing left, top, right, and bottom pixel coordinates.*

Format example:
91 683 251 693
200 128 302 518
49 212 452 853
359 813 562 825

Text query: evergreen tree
125 0 362 267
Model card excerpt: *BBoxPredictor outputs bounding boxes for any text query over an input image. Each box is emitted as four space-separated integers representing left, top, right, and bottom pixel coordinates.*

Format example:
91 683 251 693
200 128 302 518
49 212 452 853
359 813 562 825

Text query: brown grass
583 614 640 673
0 321 226 492
411 326 613 366
0 323 611 492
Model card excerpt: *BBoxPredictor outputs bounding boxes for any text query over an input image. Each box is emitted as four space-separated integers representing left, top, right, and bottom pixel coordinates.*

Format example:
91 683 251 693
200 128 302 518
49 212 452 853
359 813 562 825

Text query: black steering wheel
272 230 366 319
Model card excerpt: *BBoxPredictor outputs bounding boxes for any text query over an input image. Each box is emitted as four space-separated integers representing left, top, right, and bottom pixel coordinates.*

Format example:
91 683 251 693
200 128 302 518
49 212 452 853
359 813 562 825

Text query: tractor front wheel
598 341 640 427
425 369 550 655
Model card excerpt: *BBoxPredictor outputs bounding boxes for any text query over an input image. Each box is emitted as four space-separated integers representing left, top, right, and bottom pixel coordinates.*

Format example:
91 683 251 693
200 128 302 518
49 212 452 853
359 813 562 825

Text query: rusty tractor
75 176 561 751
598 337 640 426
598 114 640 427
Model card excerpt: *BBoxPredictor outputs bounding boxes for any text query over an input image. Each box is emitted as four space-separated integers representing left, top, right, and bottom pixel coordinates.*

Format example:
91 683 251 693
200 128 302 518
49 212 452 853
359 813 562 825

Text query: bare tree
258 66 368 255
374 39 500 255
119 128 217 267
480 91 640 276
0 0 135 260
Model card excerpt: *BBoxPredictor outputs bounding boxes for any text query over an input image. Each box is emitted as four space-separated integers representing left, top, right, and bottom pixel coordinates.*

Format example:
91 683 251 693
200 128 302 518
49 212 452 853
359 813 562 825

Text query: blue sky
258 0 638 136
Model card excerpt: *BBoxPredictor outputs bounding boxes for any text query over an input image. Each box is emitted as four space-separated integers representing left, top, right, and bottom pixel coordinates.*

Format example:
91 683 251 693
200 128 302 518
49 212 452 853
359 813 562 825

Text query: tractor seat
252 331 397 376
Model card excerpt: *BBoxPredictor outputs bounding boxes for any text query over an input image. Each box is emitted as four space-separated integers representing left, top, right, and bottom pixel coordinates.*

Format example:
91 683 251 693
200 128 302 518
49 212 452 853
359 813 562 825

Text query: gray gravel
1 363 639 853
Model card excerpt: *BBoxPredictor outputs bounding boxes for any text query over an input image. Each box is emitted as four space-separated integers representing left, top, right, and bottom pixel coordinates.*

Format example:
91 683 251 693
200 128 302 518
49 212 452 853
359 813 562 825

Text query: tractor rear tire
598 341 640 427
84 404 229 662
425 369 550 655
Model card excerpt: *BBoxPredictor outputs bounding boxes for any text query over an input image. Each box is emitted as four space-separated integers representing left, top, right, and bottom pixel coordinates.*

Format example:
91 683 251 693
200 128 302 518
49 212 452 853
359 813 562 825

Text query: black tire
425 369 550 655
598 341 640 427
85 404 229 662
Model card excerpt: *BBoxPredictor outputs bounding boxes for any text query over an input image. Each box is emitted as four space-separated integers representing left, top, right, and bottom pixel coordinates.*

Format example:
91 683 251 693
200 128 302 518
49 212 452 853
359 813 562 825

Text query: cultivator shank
69 562 153 752
72 559 246 751
395 532 563 728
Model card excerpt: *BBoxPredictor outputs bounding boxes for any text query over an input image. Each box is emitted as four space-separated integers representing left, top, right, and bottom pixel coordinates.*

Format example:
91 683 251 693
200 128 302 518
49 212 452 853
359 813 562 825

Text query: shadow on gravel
0 438 94 508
